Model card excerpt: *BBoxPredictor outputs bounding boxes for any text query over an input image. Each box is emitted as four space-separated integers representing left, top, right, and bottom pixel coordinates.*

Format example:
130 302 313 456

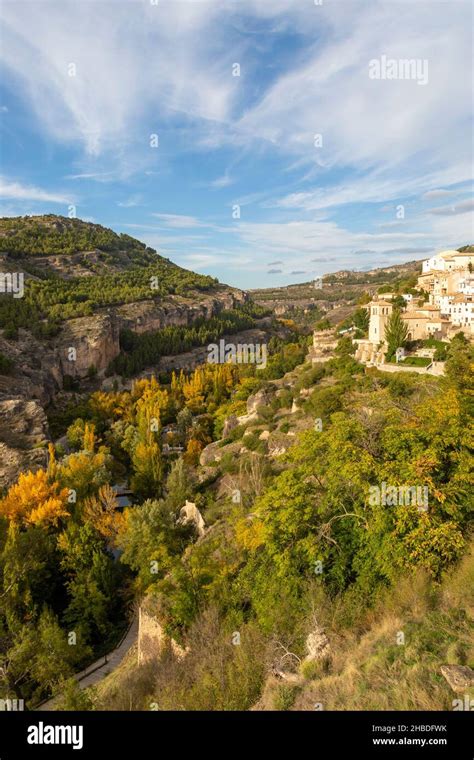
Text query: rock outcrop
178 500 206 538
56 312 120 378
138 604 187 664
0 398 50 490
440 665 474 692
304 624 330 663
246 387 274 416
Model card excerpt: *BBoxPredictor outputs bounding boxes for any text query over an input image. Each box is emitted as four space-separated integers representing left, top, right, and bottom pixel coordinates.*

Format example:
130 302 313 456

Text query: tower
368 299 393 346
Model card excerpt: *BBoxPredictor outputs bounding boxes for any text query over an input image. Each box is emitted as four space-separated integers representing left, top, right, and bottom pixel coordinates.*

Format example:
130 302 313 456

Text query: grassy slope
79 540 473 712
287 545 474 711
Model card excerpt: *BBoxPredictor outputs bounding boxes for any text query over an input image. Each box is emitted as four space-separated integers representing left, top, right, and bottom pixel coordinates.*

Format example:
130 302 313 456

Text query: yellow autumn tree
83 484 124 546
135 382 169 430
89 390 133 423
184 438 204 465
182 368 206 412
0 469 69 527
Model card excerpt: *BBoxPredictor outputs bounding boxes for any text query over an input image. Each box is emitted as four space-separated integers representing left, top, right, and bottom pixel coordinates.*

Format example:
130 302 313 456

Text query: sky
0 0 473 289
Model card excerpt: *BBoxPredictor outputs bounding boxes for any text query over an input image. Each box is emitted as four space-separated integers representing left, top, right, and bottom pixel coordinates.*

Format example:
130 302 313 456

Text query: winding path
35 615 139 711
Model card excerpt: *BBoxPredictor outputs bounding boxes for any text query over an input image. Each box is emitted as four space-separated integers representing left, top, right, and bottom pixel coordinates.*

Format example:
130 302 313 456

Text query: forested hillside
0 215 159 258
0 318 471 710
0 215 222 340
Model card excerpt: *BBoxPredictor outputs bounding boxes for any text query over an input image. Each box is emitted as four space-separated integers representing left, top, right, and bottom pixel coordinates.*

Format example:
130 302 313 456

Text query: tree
118 500 190 591
353 307 369 333
0 522 62 629
165 459 196 512
66 418 86 450
58 522 121 644
0 469 69 528
4 607 88 703
0 352 14 375
384 309 408 359
82 484 124 547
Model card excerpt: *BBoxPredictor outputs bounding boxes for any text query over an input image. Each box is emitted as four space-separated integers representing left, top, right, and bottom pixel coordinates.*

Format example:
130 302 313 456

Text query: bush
0 352 14 375
272 684 300 711
63 374 80 391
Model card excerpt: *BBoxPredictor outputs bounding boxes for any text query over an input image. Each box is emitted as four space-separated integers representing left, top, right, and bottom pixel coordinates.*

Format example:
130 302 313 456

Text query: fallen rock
259 430 270 441
440 665 474 693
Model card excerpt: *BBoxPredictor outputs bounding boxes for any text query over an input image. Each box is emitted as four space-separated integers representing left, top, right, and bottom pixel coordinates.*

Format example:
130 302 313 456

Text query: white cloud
0 177 73 204
117 194 142 208
151 213 212 229
422 189 459 200
210 173 234 189
0 1 239 158
233 1 472 208
427 198 474 216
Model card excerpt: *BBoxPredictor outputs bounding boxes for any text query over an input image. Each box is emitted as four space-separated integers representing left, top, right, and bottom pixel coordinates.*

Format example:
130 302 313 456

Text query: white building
443 294 474 328
422 249 474 274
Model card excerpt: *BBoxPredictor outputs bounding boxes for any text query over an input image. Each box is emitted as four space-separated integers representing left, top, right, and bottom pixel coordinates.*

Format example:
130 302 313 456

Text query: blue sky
0 0 472 289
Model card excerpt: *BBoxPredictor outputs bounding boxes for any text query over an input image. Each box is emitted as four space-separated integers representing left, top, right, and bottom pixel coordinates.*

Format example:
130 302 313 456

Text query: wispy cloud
427 199 474 216
151 213 213 229
0 177 73 204
422 188 459 200
117 194 142 208
210 173 234 189
0 0 471 288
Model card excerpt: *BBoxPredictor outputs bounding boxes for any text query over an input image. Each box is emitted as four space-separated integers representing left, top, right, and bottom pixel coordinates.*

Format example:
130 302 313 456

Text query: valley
0 217 472 713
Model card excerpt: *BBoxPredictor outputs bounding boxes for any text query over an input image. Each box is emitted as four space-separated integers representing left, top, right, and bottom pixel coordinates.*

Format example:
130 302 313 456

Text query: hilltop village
352 249 474 370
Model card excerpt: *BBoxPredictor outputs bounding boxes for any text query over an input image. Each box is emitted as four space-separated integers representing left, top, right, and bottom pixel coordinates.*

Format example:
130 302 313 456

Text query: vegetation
0 351 13 375
384 308 409 360
0 221 472 712
0 215 157 258
0 216 222 339
76 335 473 712
107 303 270 377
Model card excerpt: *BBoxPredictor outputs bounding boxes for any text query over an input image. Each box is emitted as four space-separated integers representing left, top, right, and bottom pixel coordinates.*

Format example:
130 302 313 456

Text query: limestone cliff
0 287 247 406
0 397 49 490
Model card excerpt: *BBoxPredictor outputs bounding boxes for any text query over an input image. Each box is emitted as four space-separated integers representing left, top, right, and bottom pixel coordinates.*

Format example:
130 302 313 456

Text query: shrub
0 352 14 375
272 684 300 711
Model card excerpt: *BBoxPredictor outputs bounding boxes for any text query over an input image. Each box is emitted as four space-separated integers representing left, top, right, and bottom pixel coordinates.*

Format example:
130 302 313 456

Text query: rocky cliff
0 216 249 487
0 287 247 406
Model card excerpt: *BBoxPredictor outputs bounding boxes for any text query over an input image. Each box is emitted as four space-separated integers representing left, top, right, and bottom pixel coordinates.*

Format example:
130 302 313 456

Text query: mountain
0 216 252 488
0 215 249 400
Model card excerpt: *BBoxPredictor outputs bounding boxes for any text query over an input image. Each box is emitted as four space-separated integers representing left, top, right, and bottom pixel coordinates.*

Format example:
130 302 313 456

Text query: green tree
118 500 190 591
5 607 88 704
58 522 122 645
384 309 408 359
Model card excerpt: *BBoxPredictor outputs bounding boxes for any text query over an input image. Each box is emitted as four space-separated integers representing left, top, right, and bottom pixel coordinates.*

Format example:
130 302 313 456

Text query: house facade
353 248 473 365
